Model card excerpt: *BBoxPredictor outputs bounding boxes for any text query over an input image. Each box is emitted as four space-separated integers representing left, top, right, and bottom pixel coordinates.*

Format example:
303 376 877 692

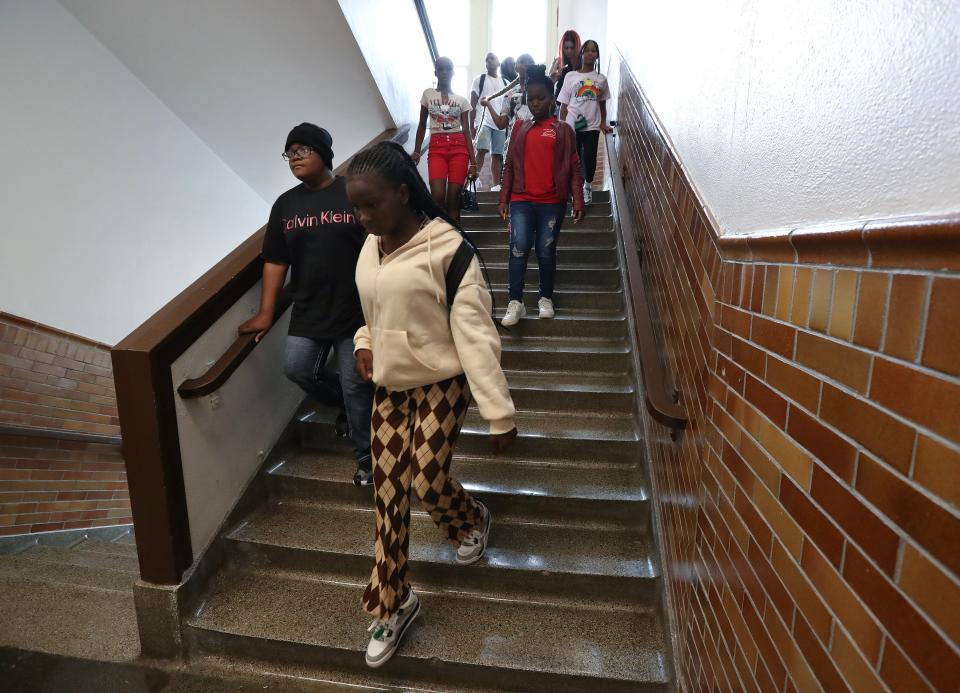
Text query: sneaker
501 300 526 327
365 589 420 668
353 466 373 487
538 297 555 319
457 501 491 565
583 182 593 205
490 184 501 192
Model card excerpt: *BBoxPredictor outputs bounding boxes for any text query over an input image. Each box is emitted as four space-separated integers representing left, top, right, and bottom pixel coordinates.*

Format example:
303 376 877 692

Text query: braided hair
347 141 460 230
525 64 555 95
579 40 600 69
347 141 501 322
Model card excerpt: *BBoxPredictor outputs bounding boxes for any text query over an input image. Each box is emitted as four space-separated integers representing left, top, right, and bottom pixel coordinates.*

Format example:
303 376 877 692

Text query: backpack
444 236 502 332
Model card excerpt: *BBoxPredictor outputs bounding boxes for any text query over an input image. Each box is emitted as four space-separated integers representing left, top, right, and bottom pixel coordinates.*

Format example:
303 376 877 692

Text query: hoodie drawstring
427 221 442 305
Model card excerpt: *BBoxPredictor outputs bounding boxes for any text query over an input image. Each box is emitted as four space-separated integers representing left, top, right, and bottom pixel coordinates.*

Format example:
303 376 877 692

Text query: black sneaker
353 467 373 487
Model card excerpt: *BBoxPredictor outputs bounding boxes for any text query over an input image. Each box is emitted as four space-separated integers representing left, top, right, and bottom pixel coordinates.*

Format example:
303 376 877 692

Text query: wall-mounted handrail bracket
605 133 688 439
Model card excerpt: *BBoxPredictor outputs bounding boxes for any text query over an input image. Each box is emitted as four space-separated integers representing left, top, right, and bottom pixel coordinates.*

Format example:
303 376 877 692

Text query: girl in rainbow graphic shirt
557 40 613 205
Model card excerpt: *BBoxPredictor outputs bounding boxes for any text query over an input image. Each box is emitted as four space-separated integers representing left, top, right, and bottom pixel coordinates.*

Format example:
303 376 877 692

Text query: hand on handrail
238 312 273 343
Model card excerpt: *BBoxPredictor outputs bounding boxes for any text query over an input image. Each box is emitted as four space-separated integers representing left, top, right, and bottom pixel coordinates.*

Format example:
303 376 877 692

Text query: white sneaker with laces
365 589 420 668
583 182 593 205
501 300 526 327
538 297 555 319
457 501 491 565
490 184 501 192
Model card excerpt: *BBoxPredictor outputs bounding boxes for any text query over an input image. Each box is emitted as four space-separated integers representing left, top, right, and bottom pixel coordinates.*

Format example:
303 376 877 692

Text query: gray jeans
283 335 372 470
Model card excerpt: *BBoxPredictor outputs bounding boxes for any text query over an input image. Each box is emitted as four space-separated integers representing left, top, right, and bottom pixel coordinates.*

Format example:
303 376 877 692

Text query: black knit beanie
284 123 334 169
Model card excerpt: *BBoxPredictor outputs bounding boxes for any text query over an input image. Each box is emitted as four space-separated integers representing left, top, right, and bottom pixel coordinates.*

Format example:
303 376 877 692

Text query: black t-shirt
261 177 366 340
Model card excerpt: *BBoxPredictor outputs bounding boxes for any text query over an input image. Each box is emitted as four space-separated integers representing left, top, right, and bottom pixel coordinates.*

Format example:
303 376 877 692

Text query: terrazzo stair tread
112 530 136 546
483 265 621 289
466 201 612 216
489 287 624 313
461 215 613 230
186 568 670 691
226 500 656 587
273 454 648 507
15 544 140 574
462 409 637 440
476 189 610 203
502 369 636 393
299 417 641 466
0 555 136 593
70 537 139 559
496 316 627 341
503 383 636 414
466 228 616 247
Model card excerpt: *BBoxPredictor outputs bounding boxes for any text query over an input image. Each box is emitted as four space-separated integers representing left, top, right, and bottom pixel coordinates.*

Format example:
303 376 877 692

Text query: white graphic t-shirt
500 88 534 142
471 73 509 130
557 70 610 132
421 88 470 135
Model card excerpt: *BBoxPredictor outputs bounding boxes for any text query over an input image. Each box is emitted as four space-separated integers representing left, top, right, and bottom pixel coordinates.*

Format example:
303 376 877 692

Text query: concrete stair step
461 214 612 230
0 554 136 593
186 568 670 692
299 415 641 468
483 263 621 289
225 499 658 609
490 286 624 315
268 451 648 527
466 227 616 248
500 338 633 373
70 537 139 559
475 245 619 267
495 313 626 343
15 544 139 574
465 200 612 216
476 189 610 203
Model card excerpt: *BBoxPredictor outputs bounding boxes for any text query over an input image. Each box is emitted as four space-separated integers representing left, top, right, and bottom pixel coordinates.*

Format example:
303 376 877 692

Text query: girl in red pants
412 56 478 223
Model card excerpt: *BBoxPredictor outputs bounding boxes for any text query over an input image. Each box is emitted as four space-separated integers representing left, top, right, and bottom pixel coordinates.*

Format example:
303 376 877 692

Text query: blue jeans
283 335 372 471
508 201 566 300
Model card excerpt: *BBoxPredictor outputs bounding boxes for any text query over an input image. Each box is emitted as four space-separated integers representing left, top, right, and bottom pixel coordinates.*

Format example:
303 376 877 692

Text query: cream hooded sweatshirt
354 218 516 435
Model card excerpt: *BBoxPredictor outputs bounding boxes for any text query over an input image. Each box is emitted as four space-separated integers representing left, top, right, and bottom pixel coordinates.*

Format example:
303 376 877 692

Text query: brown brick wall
0 433 130 536
616 61 959 691
0 312 119 436
0 313 128 535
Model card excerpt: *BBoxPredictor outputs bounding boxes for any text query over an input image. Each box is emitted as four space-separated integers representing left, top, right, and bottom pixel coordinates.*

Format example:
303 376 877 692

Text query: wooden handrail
111 125 410 585
177 291 293 398
605 132 688 436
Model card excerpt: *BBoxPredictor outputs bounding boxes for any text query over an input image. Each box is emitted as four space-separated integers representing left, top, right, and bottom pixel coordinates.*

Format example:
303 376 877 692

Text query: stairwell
181 190 675 691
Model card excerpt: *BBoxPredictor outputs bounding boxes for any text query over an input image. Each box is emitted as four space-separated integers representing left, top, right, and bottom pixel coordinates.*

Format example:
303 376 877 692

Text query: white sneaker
490 184 501 192
583 182 593 205
457 501 491 565
501 300 526 327
365 589 420 668
538 297 555 319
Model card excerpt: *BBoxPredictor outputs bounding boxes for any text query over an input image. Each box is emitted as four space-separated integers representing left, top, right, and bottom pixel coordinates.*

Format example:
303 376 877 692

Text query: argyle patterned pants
362 373 482 620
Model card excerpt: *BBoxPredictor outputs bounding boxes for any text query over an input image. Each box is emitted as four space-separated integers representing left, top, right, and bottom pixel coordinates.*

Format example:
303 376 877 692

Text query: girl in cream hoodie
345 141 517 668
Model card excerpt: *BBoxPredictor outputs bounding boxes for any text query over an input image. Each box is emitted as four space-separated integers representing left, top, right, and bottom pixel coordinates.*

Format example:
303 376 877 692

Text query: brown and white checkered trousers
362 373 482 620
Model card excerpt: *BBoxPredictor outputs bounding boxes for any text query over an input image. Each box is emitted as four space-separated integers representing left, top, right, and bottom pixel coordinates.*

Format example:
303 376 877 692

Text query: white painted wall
557 0 608 70
171 281 303 559
59 0 393 203
1 0 395 345
607 0 960 235
338 0 435 128
0 0 267 345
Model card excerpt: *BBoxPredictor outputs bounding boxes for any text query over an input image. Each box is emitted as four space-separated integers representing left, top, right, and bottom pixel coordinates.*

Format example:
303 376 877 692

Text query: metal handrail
605 132 688 436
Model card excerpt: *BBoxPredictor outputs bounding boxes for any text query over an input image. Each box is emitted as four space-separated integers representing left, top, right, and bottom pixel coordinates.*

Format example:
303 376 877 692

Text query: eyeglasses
282 146 314 161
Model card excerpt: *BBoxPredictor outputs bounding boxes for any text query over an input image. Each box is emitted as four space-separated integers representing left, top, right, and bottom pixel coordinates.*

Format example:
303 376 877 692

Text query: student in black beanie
240 123 374 485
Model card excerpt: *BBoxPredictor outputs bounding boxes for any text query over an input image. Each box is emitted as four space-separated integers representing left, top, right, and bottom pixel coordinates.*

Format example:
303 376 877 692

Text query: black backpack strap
446 239 477 308
478 73 486 96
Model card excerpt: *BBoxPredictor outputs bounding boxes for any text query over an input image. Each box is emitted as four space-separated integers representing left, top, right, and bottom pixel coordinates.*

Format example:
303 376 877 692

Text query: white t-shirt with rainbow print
557 70 610 132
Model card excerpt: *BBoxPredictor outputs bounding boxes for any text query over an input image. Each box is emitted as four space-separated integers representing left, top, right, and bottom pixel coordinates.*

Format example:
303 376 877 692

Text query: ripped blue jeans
508 201 566 300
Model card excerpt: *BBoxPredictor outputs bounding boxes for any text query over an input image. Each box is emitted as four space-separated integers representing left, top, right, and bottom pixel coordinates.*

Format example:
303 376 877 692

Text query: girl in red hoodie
498 65 585 327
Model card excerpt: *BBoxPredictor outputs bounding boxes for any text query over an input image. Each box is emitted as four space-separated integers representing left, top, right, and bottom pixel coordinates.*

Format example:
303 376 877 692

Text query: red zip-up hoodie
499 117 585 212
